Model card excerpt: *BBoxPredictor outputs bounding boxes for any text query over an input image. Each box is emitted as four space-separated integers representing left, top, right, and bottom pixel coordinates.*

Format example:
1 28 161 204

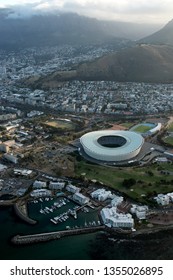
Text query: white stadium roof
80 130 144 162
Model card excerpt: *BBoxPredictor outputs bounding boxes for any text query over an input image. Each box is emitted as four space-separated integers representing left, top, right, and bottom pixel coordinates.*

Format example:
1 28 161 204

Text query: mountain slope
140 19 173 45
24 44 173 87
0 11 161 50
76 44 173 83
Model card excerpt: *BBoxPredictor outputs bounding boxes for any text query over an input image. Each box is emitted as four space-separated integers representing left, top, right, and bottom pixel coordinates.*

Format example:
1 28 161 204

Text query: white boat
50 218 57 224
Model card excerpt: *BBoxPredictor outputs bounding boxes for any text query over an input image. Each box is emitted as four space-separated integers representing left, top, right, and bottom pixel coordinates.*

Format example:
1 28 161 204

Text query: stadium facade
80 130 144 162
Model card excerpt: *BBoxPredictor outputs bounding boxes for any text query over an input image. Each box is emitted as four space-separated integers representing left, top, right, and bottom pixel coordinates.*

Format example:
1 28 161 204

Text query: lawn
132 125 152 133
44 120 75 130
163 136 173 146
75 161 173 202
119 122 135 129
168 122 173 132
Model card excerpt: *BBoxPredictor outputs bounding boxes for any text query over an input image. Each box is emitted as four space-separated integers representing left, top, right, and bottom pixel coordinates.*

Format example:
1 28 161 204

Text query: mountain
0 11 161 50
76 44 173 83
140 19 173 45
27 44 173 87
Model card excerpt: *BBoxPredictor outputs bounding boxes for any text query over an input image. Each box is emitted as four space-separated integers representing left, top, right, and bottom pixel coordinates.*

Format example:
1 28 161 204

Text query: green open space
120 122 135 129
132 125 152 133
44 119 75 130
163 136 173 146
168 122 173 132
75 161 173 203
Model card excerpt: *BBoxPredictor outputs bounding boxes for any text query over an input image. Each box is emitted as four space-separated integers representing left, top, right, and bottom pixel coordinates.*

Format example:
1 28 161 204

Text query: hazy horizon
0 0 172 25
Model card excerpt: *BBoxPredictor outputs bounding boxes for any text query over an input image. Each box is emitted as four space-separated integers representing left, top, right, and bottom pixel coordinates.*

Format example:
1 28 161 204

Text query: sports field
44 119 75 130
131 123 155 134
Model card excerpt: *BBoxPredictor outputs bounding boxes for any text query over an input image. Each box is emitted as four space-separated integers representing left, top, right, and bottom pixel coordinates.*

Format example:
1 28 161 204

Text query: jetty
11 226 105 245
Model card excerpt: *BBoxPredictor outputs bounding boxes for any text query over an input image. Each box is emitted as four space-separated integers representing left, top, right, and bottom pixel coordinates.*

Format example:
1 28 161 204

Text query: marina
28 196 101 231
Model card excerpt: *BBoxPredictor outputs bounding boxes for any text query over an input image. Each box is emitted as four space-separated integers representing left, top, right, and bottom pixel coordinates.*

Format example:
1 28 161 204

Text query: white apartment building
72 192 90 205
154 194 170 206
101 207 134 228
33 180 47 189
49 181 65 190
30 189 51 197
111 195 124 207
91 188 112 201
66 184 80 193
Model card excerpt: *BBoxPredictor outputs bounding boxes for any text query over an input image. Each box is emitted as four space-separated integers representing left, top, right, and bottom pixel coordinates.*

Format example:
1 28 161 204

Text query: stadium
80 130 144 162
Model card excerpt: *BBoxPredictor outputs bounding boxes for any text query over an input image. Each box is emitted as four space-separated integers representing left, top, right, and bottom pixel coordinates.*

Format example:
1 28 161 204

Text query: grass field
132 124 153 133
168 122 173 132
119 122 135 129
163 136 173 146
75 161 173 202
45 120 75 130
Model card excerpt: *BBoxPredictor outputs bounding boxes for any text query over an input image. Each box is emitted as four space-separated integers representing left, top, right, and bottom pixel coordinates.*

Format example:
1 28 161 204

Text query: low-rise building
49 181 65 190
167 192 173 202
3 153 18 164
154 194 170 206
91 188 112 201
33 180 47 189
130 205 149 219
66 184 80 193
30 189 51 198
72 192 90 205
101 207 134 228
111 195 124 207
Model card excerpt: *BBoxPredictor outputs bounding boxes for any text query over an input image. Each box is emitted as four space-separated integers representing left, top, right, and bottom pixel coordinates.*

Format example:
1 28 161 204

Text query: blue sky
0 0 172 24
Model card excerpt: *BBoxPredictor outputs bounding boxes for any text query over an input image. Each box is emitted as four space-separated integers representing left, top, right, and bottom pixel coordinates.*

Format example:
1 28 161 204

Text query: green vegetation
163 136 173 146
75 161 173 202
168 122 173 132
120 122 135 129
132 125 151 133
44 119 75 130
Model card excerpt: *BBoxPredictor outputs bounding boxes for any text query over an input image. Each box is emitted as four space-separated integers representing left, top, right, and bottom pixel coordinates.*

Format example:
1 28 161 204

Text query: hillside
140 19 173 45
76 44 173 83
24 44 173 87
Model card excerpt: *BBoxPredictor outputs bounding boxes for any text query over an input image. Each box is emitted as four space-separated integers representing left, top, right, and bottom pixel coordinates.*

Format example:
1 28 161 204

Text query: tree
122 178 136 188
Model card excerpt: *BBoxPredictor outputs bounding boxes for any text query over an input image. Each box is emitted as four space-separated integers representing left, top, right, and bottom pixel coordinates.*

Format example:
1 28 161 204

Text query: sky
0 0 172 24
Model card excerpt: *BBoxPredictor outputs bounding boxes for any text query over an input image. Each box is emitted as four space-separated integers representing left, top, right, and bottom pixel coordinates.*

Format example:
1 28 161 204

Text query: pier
11 226 105 245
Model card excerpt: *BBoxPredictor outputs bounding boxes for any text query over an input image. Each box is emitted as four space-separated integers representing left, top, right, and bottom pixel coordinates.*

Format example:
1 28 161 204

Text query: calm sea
1 199 173 260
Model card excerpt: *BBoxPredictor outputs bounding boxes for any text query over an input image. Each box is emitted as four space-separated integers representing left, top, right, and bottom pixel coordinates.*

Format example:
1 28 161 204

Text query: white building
154 194 170 206
33 180 47 189
49 181 65 190
111 195 124 207
3 153 18 164
30 189 51 198
167 193 173 202
131 205 148 219
66 184 80 193
91 188 112 201
14 169 33 176
101 207 134 228
72 192 90 205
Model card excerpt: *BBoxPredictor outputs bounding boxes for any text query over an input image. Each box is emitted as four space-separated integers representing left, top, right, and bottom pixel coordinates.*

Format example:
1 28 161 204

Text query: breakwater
14 202 37 225
11 226 105 245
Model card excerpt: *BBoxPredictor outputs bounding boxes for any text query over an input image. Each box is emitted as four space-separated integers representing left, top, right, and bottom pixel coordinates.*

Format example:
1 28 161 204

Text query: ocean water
1 203 173 260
